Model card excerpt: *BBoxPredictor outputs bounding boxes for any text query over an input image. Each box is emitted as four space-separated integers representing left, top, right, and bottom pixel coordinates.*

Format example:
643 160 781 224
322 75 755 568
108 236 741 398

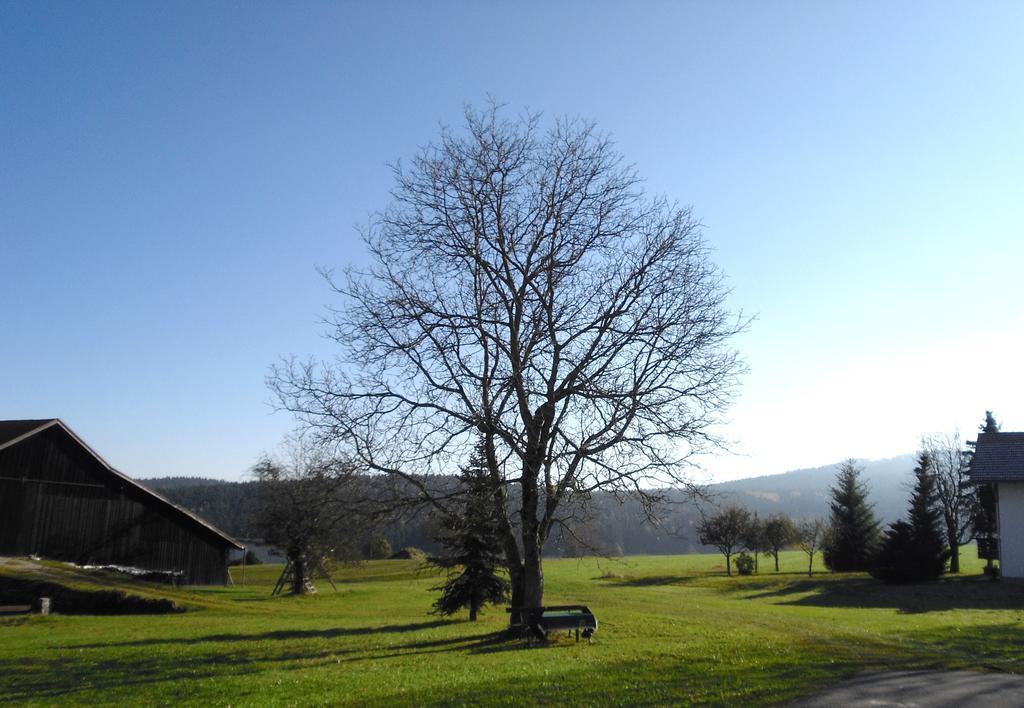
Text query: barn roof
0 419 59 448
968 432 1024 483
0 419 244 550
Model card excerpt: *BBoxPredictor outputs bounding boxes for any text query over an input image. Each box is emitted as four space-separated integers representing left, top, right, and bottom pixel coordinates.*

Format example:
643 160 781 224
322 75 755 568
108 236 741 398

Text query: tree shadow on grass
903 622 1024 667
8 621 507 701
68 619 456 649
603 574 703 587
5 623 565 702
349 629 579 662
737 578 826 598
469 632 579 655
744 575 1024 613
0 646 342 702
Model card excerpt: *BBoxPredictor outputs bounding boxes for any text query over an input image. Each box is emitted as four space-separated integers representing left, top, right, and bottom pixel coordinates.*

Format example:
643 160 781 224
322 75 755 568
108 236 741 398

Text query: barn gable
0 419 243 584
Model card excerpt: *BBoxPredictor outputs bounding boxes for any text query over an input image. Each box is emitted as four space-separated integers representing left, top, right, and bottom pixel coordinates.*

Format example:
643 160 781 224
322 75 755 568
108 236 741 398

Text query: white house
968 431 1024 578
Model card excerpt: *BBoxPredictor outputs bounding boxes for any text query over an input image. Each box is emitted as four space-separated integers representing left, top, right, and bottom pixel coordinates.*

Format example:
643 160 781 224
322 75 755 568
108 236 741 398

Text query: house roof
968 432 1024 483
0 419 244 550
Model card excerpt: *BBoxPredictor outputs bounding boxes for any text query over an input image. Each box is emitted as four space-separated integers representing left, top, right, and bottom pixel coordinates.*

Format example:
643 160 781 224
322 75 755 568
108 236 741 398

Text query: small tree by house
699 505 752 577
981 411 1001 435
796 518 827 577
763 514 797 572
973 483 999 576
969 411 1000 577
871 451 950 582
428 442 510 621
823 459 880 572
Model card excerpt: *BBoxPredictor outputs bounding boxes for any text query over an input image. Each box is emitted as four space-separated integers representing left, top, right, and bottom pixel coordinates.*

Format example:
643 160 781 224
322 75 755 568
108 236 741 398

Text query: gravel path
790 670 1024 707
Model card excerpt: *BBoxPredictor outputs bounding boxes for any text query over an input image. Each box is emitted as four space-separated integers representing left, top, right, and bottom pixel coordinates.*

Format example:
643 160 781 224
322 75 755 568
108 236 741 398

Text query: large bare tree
272 105 745 611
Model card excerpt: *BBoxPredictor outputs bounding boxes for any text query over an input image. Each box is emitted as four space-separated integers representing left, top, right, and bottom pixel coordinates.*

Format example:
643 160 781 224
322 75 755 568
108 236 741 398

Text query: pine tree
969 411 1001 576
872 451 949 582
823 459 880 572
428 440 510 621
981 410 1001 434
907 451 949 571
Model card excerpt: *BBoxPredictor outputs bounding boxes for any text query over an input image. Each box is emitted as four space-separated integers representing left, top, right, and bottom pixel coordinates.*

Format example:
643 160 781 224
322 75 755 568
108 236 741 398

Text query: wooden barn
0 419 243 584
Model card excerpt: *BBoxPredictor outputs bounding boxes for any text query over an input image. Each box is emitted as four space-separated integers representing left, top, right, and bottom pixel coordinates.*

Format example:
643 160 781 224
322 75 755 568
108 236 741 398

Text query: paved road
790 670 1024 707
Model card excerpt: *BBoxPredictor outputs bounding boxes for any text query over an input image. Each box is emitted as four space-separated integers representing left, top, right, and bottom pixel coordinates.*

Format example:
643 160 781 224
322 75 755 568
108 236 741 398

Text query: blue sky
3 2 1022 481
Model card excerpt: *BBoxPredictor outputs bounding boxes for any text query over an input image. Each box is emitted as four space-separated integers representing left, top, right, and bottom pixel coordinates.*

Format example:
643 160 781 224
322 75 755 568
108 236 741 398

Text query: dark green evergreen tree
428 440 510 621
872 451 949 582
981 410 1001 434
969 410 1001 576
823 459 880 572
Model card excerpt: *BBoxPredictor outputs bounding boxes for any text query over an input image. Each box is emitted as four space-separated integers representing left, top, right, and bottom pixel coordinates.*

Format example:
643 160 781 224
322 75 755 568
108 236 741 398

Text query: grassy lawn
1 550 1021 706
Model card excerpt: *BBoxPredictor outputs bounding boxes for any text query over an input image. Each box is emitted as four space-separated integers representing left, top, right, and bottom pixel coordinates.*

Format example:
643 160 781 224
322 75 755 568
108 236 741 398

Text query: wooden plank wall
0 429 231 584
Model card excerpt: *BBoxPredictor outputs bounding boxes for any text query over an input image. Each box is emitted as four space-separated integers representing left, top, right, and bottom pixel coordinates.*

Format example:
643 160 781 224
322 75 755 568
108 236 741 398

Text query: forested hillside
143 455 917 557
147 478 262 538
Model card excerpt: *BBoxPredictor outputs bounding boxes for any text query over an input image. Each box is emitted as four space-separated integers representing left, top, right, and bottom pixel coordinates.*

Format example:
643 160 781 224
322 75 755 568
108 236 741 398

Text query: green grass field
1 550 1021 706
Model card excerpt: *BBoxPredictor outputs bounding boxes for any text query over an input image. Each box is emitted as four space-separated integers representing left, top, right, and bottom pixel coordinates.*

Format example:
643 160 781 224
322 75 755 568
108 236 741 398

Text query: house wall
0 427 232 584
998 482 1024 578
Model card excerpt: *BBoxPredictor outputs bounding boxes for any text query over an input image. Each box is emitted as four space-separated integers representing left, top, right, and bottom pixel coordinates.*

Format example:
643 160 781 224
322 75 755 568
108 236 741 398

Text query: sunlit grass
1 548 1019 706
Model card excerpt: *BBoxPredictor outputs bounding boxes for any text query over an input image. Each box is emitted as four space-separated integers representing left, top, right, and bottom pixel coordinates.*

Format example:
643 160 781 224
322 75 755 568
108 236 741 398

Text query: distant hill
712 455 917 524
141 454 919 556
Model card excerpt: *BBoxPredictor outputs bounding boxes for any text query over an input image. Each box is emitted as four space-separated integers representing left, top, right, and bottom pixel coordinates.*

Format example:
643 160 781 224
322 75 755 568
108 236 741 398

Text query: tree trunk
483 434 529 627
774 552 780 572
725 552 732 576
522 544 544 608
507 564 524 625
517 450 546 609
946 521 960 573
499 520 525 626
807 553 813 577
292 555 307 595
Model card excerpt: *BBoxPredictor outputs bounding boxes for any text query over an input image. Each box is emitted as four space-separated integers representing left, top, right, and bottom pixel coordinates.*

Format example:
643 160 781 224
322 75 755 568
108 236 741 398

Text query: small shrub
734 553 755 576
365 536 393 560
229 550 263 567
389 547 427 560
